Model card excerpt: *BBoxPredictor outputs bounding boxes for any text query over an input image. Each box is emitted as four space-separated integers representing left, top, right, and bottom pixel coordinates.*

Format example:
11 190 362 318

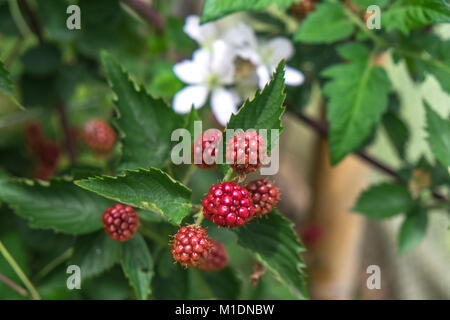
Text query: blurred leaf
152 250 189 299
21 44 61 76
382 111 410 159
233 210 306 298
424 103 450 169
0 60 21 108
199 266 241 299
75 168 192 225
0 2 19 36
83 267 133 300
398 206 428 253
19 73 58 108
36 0 75 42
70 231 121 279
353 0 389 7
101 51 184 170
383 0 450 35
322 43 391 164
353 183 414 219
294 2 354 44
201 0 298 23
121 233 154 300
0 177 113 234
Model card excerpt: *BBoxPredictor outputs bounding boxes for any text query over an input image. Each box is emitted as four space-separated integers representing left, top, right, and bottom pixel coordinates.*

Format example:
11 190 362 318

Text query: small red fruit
199 239 228 271
246 178 280 217
226 131 266 173
202 182 254 228
171 225 211 267
83 119 116 154
102 204 139 242
192 129 222 169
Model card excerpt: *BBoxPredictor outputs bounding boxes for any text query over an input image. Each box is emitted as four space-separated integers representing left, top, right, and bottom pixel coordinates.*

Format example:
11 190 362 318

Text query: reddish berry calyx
171 225 211 267
83 119 116 154
102 204 139 242
192 129 222 169
246 178 279 217
199 239 228 271
226 131 266 174
202 182 254 228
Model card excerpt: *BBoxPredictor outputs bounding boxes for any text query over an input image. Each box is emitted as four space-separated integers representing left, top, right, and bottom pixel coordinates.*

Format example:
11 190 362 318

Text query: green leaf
121 233 154 300
0 60 21 108
294 2 355 44
100 51 184 170
353 0 389 8
322 43 392 164
382 111 410 159
75 168 192 225
424 103 450 169
21 44 62 76
233 210 306 298
353 183 414 219
200 266 241 299
398 206 428 253
225 60 286 152
0 178 113 234
201 0 299 23
70 231 121 279
383 0 450 35
185 107 201 139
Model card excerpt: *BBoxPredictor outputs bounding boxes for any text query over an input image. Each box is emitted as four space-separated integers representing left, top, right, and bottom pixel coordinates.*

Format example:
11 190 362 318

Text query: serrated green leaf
225 60 286 150
294 2 355 44
383 0 450 35
201 0 299 23
382 111 410 159
0 60 22 108
424 103 450 169
70 231 121 279
101 51 184 170
398 206 428 253
233 210 306 298
0 178 113 234
200 266 241 300
353 183 414 219
75 168 192 225
121 233 154 300
322 43 391 164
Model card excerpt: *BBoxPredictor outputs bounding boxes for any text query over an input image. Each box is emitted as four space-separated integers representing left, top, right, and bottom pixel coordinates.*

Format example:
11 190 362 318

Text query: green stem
0 240 40 300
341 1 387 48
223 168 235 182
182 164 197 185
194 210 204 226
33 247 74 283
8 0 31 38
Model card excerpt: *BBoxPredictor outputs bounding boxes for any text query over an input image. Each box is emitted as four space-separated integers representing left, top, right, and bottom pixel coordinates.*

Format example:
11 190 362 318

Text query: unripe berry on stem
246 178 280 217
171 225 211 267
102 204 139 242
202 182 254 228
199 239 228 271
226 131 266 174
83 119 116 155
192 129 222 169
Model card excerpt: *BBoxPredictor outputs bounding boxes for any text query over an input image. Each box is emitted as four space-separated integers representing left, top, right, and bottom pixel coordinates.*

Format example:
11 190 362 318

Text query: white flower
172 40 240 126
183 15 218 49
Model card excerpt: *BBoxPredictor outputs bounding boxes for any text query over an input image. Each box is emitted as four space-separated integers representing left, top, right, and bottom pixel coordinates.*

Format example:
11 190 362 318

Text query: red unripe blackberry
202 182 254 228
171 225 211 267
83 119 116 154
192 129 222 169
246 178 280 217
102 204 139 242
37 140 61 168
226 131 266 173
199 239 228 271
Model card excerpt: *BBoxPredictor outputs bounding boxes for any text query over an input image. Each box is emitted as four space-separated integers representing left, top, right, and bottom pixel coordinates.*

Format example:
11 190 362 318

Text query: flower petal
211 88 240 126
256 65 271 89
183 15 217 45
172 85 209 114
285 66 305 86
265 37 294 68
210 40 236 85
173 49 209 84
